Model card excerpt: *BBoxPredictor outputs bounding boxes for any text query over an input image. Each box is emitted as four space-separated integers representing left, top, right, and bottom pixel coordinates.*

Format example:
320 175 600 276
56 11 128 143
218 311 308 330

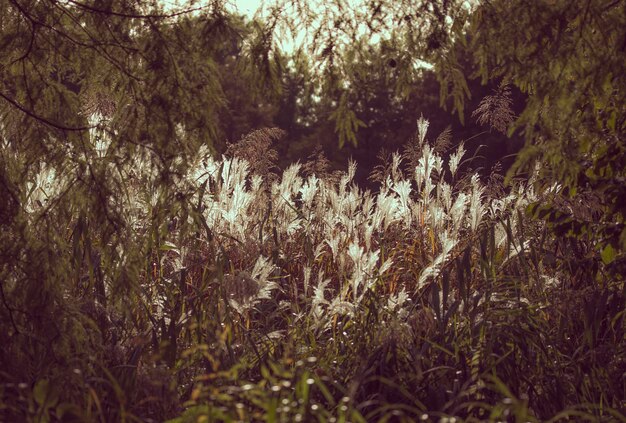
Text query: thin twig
64 0 210 19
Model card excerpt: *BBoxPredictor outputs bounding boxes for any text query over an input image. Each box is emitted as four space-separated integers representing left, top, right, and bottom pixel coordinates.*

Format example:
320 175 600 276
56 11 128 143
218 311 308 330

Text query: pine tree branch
0 91 95 132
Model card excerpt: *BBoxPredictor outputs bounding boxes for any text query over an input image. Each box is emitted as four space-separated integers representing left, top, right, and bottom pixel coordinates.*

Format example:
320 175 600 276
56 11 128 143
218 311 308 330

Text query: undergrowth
1 122 624 422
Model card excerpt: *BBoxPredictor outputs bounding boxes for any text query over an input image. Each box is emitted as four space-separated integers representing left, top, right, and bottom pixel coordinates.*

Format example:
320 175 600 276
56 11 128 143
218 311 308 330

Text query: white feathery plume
233 182 252 213
412 163 423 192
278 162 303 199
469 174 486 232
450 192 468 234
312 275 330 308
423 177 435 202
313 242 326 260
220 156 241 192
342 214 359 241
387 288 409 312
347 239 366 301
375 192 400 231
251 174 264 193
417 230 458 290
326 189 339 216
327 296 354 320
227 256 278 315
414 168 423 192
338 160 357 197
371 187 388 229
287 218 302 236
392 179 412 209
148 187 161 210
299 175 319 208
326 236 340 261
204 153 220 182
190 152 218 186
433 155 444 177
358 252 382 300
364 223 374 252
347 159 357 183
391 152 402 182
416 115 429 147
364 249 381 276
392 179 412 227
411 202 424 228
251 255 278 300
378 257 393 275
221 181 253 237
227 157 250 189
347 236 382 303
438 230 457 263
415 144 435 195
361 191 375 220
311 273 331 325
303 266 311 297
494 223 508 249
347 239 365 270
344 190 359 220
489 194 515 219
515 183 537 210
438 181 453 212
383 175 393 191
89 113 111 158
448 143 466 177
428 203 446 232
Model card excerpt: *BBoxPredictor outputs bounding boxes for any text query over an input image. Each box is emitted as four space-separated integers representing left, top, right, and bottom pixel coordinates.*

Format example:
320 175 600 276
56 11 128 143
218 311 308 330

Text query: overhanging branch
63 0 210 19
0 91 95 132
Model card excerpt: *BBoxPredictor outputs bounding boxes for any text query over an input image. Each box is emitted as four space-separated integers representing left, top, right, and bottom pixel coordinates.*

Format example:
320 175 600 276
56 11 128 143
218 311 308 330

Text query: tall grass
1 122 624 422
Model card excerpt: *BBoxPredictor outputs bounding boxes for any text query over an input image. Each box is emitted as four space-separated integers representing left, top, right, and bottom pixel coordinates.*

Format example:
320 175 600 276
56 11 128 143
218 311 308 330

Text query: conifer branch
0 91 96 132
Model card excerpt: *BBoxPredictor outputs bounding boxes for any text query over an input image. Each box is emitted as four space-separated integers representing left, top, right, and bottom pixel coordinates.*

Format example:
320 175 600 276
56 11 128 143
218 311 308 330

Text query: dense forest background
1 0 625 422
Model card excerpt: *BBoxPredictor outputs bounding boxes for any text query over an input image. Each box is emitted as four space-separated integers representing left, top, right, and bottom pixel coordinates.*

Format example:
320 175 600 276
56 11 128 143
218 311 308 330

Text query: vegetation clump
1 0 624 422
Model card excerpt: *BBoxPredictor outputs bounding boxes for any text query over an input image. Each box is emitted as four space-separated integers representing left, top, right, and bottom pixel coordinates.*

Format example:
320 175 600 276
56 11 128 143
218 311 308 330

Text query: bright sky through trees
159 0 435 68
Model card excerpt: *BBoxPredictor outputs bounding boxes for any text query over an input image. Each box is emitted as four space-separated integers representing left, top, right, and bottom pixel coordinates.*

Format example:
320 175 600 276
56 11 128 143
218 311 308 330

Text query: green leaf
601 244 616 265
33 379 49 407
33 379 59 410
160 241 180 253
607 111 617 132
